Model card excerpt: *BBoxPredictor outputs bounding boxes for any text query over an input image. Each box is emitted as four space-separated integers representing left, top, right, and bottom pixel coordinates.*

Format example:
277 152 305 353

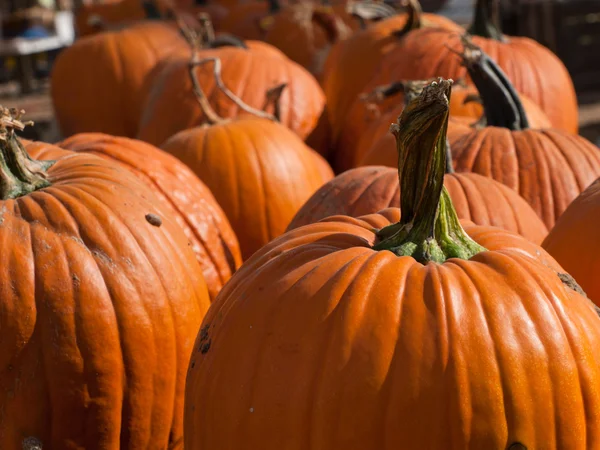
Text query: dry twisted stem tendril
262 83 286 122
188 57 277 123
0 107 33 141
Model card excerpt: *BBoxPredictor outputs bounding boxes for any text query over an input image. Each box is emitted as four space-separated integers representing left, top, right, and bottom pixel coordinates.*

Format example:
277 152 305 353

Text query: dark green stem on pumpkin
468 0 504 41
268 0 281 14
460 38 529 130
393 0 423 37
0 108 54 200
142 0 163 20
372 80 486 263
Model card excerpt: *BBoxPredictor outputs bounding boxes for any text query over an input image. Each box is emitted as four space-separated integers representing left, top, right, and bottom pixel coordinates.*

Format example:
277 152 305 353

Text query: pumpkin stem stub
373 80 486 263
0 108 54 200
468 0 504 41
393 0 423 37
22 437 43 450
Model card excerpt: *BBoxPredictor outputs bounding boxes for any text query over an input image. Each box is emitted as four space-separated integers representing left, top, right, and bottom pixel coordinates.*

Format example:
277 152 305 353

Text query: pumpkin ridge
249 123 273 245
493 177 523 234
111 33 129 136
77 148 231 287
506 252 597 437
508 130 521 194
221 125 243 227
542 130 595 193
290 252 370 445
26 191 137 446
519 42 547 114
60 183 198 443
233 52 255 119
529 130 560 225
348 171 393 218
448 174 477 223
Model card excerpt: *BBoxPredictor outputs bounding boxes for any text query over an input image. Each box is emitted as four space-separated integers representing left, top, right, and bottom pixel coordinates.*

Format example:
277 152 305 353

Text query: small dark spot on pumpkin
72 274 80 287
558 272 587 297
201 339 211 354
7 364 13 371
191 361 195 368
145 213 162 227
199 324 210 342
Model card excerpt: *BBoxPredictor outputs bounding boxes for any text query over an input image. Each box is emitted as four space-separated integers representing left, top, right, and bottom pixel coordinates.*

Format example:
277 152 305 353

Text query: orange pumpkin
51 21 187 138
184 80 600 450
447 43 600 228
368 0 578 133
0 108 210 448
337 72 552 172
288 165 548 244
42 132 242 300
136 26 290 124
138 36 325 146
320 0 462 146
161 58 333 258
543 178 600 304
75 0 228 37
255 3 356 80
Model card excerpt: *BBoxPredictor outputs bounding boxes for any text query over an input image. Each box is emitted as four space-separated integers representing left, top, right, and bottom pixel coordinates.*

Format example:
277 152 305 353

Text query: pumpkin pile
4 0 600 446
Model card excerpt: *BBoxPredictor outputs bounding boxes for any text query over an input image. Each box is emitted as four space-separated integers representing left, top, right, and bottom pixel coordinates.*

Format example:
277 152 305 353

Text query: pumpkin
75 0 228 37
289 165 548 244
368 0 578 133
320 0 462 147
184 80 600 450
39 132 241 301
0 108 210 448
51 21 187 139
216 1 275 41
137 32 325 146
253 3 355 80
136 19 290 121
337 71 552 172
447 42 600 228
161 58 333 259
358 55 551 169
542 178 600 305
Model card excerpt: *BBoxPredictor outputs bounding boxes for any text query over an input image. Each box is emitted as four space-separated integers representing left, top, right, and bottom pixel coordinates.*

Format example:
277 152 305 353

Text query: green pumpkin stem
0 108 54 200
393 0 423 37
467 0 504 41
373 80 486 263
460 38 529 130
